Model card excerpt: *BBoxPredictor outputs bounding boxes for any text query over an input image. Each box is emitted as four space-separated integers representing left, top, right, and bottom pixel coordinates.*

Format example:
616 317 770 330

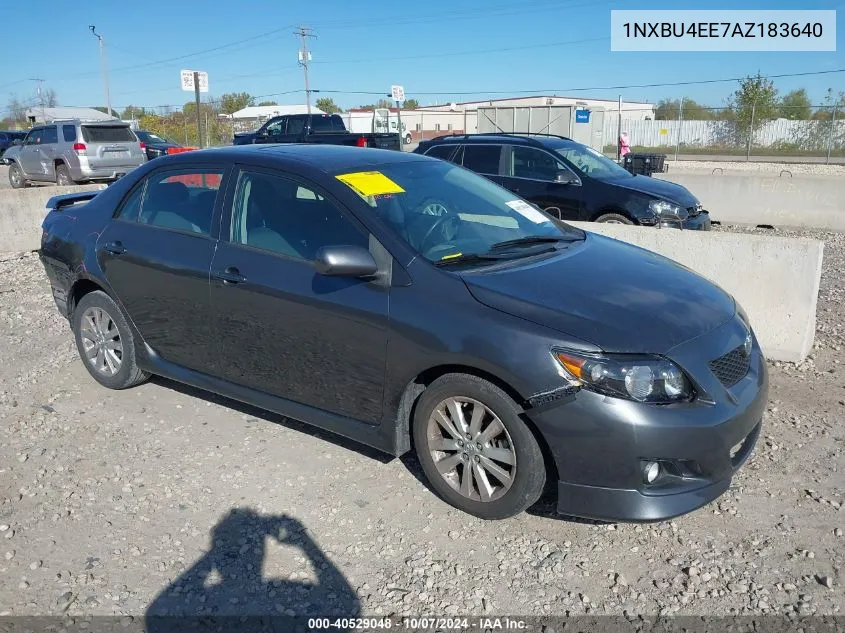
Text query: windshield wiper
490 235 581 251
434 252 511 267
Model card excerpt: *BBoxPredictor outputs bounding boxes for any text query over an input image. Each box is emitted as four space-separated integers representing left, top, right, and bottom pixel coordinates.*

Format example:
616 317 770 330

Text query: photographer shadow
146 508 360 633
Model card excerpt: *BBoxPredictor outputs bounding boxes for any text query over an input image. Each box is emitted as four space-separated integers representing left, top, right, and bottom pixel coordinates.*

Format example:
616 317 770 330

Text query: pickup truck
232 113 401 150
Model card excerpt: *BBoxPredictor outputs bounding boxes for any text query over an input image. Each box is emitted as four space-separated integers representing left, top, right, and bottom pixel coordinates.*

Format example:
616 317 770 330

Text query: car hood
609 174 699 208
2 145 22 159
462 233 735 354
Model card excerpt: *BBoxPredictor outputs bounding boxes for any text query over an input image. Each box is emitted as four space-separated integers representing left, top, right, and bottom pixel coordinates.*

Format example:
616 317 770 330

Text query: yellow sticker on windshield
336 171 405 197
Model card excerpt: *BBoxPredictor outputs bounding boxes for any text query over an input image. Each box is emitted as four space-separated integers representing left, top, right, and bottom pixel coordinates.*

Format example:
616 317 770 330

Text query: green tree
654 98 713 120
356 99 394 110
728 73 779 140
219 92 253 115
778 89 812 120
315 97 342 114
403 98 420 110
811 89 845 120
121 105 146 119
256 101 278 106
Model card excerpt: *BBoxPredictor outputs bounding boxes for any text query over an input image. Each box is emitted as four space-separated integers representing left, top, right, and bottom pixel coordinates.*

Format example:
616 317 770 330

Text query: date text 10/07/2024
307 617 528 630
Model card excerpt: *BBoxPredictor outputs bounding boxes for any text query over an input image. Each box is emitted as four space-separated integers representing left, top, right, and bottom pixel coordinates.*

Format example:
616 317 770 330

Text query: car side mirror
555 170 579 185
12 139 22 146
315 245 378 278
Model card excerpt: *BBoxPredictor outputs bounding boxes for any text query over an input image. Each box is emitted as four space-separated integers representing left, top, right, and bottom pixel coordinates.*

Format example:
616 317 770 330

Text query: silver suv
5 119 146 188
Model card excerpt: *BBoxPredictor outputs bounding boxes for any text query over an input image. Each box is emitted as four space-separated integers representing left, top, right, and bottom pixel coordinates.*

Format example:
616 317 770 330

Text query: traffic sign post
391 85 405 146
181 70 209 148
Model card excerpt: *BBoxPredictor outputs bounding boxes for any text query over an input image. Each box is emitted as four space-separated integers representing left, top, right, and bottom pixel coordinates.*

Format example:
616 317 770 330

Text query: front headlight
649 199 688 220
554 349 694 403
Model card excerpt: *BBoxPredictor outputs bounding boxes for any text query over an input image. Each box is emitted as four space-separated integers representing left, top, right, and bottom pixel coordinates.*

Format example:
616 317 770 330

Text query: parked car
4 119 146 188
134 129 181 161
233 113 401 151
0 130 27 163
415 134 711 230
39 145 765 521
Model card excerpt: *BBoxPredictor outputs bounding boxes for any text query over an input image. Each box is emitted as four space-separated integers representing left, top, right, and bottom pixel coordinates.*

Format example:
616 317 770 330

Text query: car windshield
553 142 633 180
337 160 585 264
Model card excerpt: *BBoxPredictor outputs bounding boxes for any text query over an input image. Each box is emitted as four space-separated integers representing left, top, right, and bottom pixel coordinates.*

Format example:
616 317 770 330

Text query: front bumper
652 211 711 230
528 316 768 523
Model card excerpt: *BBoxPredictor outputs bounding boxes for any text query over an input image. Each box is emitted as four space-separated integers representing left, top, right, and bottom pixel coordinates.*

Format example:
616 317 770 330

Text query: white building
24 106 116 124
425 95 656 121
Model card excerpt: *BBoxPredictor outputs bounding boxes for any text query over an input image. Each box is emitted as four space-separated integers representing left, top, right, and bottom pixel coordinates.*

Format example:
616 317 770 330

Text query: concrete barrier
0 185 105 253
655 171 845 231
570 222 824 363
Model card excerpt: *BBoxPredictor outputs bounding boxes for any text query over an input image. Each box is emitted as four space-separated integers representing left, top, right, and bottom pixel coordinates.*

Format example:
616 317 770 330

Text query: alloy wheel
426 397 517 502
9 165 21 186
80 307 123 376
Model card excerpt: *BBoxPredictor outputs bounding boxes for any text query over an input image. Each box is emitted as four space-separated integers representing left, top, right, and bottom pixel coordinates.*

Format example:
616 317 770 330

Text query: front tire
595 213 633 225
72 290 149 390
412 374 546 520
8 162 29 189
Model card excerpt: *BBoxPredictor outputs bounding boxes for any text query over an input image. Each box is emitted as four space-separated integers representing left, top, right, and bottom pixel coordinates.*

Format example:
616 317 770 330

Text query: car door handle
212 267 246 285
102 241 126 255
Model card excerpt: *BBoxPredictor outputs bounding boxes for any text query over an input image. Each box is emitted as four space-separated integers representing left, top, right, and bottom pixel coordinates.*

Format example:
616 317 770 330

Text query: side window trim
224 164 372 264
120 164 228 239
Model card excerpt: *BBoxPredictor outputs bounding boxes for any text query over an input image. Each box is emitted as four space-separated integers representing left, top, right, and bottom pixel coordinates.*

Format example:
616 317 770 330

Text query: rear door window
461 144 502 175
425 145 459 162
42 126 58 144
81 126 136 143
138 168 225 236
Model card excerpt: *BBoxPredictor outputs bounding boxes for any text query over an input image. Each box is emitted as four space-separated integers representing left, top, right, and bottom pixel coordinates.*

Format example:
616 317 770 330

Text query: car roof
158 144 432 173
424 133 578 150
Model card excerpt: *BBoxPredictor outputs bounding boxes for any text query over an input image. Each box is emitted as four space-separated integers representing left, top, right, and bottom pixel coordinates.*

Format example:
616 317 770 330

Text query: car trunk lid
81 125 142 168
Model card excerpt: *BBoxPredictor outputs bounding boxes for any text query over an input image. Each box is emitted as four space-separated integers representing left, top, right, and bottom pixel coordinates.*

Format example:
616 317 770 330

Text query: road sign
575 109 590 123
181 70 209 93
391 85 405 102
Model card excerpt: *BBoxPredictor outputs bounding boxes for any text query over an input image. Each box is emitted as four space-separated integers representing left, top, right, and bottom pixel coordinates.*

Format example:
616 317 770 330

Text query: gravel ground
668 160 845 177
0 226 843 623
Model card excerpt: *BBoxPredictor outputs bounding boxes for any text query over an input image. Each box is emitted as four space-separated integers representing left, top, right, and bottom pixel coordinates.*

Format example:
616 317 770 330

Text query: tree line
654 75 844 123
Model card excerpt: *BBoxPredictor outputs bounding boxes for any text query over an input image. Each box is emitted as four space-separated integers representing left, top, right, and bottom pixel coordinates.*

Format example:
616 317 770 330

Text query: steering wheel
418 197 450 216
418 214 461 254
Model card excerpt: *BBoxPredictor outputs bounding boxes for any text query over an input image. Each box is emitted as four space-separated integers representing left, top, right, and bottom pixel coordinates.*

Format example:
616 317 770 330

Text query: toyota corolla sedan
39 145 767 521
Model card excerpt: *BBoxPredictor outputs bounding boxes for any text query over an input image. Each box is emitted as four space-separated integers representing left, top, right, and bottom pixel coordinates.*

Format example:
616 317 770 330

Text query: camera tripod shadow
146 508 360 632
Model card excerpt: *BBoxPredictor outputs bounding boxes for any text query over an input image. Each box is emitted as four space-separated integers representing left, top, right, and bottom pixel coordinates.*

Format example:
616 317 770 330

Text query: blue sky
0 0 842 116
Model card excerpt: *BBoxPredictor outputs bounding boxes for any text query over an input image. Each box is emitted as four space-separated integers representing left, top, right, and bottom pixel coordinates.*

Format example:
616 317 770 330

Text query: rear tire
55 163 73 186
412 374 546 520
72 290 149 390
595 213 633 225
8 162 29 189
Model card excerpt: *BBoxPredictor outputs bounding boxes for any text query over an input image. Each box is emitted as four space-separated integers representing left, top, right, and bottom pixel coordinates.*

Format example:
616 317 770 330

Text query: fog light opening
643 461 661 484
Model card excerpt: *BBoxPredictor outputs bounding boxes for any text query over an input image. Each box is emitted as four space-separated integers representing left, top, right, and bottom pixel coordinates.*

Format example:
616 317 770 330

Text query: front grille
708 345 750 388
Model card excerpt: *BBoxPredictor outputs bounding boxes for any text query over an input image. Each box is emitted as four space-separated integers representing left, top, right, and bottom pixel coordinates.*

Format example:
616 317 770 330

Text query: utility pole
89 26 112 117
295 26 315 114
29 78 45 123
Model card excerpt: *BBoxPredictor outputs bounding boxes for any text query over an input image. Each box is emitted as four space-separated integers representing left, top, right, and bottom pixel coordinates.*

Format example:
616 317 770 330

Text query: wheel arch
392 364 559 484
68 277 110 318
590 207 636 223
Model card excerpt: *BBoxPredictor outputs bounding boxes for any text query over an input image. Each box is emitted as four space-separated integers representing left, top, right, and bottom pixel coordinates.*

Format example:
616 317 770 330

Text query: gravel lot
668 161 845 177
0 225 843 624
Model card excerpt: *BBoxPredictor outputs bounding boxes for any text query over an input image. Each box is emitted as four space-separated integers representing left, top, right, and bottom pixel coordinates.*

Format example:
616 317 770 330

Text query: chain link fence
603 103 844 162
